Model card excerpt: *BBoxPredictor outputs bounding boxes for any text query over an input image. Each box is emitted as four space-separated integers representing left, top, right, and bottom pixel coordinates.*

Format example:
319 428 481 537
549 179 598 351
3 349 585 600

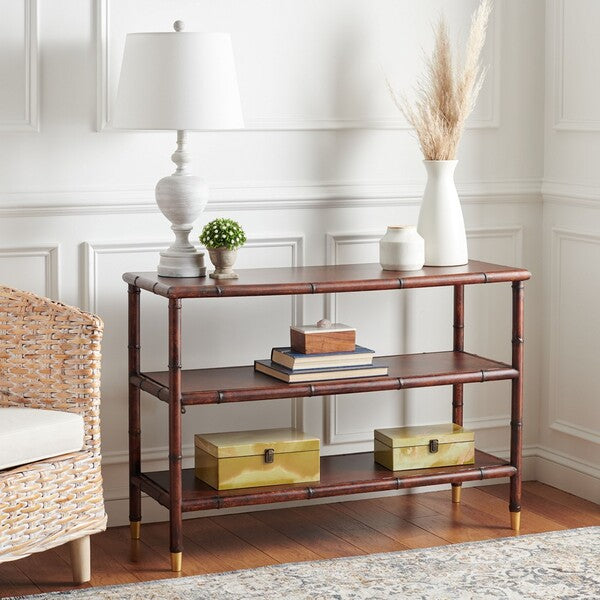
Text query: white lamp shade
112 32 244 130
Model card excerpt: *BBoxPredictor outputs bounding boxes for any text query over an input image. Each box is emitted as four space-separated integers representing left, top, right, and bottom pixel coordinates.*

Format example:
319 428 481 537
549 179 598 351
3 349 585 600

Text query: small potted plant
199 218 247 280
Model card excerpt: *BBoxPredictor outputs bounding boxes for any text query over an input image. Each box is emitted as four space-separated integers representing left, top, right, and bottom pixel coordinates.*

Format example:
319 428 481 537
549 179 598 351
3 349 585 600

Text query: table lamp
112 21 244 277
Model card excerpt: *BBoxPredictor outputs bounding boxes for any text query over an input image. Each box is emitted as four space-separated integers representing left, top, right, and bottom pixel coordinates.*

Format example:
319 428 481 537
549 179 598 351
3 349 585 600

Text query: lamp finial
173 20 185 32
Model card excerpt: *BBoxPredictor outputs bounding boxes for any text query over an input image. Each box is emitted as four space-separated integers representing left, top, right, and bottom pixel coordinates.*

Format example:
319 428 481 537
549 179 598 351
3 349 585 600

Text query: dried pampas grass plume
387 0 492 161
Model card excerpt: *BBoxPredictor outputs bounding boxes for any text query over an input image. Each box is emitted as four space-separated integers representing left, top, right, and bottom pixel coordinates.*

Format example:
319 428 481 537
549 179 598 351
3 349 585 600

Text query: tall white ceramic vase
417 160 468 267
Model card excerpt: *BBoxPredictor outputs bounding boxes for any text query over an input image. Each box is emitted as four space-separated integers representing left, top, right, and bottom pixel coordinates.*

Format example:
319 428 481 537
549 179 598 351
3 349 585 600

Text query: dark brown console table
123 260 530 572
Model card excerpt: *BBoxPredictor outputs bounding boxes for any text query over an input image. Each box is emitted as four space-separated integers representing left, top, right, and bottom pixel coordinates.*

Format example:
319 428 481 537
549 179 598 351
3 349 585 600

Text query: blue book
271 345 375 371
255 358 387 383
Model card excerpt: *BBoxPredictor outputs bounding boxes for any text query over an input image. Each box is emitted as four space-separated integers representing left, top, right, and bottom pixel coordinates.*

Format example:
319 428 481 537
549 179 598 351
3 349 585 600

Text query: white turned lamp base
155 130 208 278
158 250 206 278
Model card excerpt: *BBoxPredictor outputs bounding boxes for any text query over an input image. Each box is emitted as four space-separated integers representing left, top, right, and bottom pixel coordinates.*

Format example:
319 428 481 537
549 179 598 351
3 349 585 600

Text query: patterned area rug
12 527 600 599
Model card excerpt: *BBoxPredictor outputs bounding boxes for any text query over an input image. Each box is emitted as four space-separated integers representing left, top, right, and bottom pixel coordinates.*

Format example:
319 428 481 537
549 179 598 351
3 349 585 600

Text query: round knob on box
317 318 332 329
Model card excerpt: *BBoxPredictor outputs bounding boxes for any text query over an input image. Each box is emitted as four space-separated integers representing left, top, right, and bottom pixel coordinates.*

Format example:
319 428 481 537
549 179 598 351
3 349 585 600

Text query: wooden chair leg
69 535 91 584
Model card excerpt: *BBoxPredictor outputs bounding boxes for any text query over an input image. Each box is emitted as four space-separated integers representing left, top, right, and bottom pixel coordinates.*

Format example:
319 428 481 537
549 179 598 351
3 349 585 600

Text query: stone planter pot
207 247 239 280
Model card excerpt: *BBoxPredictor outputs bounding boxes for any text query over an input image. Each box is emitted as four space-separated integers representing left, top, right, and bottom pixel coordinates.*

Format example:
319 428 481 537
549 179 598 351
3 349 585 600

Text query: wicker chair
0 286 107 583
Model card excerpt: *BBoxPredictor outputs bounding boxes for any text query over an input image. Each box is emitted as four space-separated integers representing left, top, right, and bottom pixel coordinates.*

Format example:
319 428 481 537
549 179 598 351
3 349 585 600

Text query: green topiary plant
199 218 247 250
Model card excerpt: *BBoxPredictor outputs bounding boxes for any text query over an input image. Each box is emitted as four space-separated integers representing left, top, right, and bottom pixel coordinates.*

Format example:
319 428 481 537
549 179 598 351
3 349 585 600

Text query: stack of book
254 321 388 383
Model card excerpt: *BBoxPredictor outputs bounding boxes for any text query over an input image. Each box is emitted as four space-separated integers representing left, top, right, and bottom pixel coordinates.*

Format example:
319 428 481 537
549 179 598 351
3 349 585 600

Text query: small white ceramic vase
379 226 425 271
418 160 468 266
208 247 239 280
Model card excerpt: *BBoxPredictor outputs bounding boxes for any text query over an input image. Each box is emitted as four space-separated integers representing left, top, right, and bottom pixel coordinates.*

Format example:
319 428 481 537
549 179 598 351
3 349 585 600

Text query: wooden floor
1 482 598 598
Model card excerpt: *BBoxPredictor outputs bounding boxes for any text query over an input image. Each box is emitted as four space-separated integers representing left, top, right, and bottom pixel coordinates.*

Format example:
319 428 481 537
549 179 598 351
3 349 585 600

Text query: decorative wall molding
95 0 110 131
0 0 39 132
543 197 600 211
95 0 501 131
0 178 543 217
81 240 167 313
323 231 387 446
553 0 600 131
326 398 513 447
466 225 523 266
82 233 305 437
0 244 59 299
553 0 568 129
241 235 306 356
542 180 600 208
324 226 522 446
549 228 600 445
324 231 383 327
82 234 303 311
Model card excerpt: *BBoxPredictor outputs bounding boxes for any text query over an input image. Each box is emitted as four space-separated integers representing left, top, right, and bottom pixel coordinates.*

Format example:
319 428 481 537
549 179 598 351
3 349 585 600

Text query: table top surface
123 260 531 298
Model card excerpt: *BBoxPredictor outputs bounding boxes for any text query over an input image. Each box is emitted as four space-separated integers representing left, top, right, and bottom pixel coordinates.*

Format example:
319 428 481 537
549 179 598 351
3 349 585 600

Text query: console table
123 260 530 572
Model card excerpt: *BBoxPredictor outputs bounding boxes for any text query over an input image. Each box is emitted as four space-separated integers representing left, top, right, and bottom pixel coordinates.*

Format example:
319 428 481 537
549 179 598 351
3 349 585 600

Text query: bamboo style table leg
169 298 184 571
452 284 464 504
510 281 524 531
128 285 142 540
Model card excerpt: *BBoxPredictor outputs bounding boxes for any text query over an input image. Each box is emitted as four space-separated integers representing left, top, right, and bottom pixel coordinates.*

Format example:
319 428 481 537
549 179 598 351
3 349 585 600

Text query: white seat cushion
0 407 84 470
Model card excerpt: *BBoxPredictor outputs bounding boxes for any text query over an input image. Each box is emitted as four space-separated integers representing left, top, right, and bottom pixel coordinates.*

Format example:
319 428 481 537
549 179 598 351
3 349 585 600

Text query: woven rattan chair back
0 285 107 564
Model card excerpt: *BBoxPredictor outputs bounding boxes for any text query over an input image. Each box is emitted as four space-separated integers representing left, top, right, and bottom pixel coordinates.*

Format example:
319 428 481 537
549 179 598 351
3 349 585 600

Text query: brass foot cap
510 511 521 531
130 521 141 540
452 486 462 504
171 552 182 572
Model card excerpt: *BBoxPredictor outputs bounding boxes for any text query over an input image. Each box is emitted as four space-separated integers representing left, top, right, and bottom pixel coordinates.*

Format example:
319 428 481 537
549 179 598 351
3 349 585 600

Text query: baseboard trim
533 445 600 504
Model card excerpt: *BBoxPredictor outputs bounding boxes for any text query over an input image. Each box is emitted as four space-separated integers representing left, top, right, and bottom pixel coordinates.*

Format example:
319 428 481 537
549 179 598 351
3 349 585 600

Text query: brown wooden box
194 428 320 490
374 423 474 471
290 323 356 354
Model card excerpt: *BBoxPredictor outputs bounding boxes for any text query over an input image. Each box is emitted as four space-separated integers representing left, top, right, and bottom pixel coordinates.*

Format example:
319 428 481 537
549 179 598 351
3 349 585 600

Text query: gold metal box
194 428 320 490
374 423 474 471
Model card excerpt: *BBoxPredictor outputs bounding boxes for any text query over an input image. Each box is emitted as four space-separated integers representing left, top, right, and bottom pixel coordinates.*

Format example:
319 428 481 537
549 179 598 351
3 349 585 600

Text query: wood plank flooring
1 482 598 598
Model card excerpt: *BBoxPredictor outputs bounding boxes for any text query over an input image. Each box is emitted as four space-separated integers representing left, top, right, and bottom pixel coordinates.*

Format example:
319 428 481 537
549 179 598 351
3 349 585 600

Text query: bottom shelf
135 449 515 512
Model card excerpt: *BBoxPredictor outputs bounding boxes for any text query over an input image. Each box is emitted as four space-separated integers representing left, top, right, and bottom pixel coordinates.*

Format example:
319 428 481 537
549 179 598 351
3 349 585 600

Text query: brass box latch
264 448 275 463
429 439 439 453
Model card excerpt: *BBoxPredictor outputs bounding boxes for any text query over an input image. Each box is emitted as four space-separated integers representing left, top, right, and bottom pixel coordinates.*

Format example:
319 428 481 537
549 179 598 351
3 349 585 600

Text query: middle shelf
132 350 518 405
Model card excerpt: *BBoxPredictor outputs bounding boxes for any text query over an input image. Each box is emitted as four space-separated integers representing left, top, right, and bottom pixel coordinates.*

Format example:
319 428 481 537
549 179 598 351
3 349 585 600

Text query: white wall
1 0 555 526
539 0 600 502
